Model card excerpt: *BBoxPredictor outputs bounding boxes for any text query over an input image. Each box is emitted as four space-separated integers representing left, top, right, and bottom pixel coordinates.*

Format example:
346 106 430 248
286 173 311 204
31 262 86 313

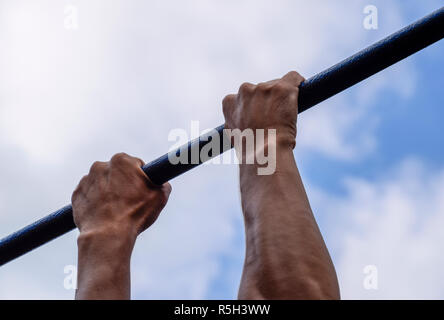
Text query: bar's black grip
0 7 443 266
0 205 75 265
298 6 444 111
143 125 229 185
0 126 232 265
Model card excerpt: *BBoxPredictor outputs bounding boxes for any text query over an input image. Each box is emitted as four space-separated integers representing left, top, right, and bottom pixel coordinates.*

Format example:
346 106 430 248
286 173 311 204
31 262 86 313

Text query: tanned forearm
222 71 340 299
72 153 171 300
75 230 135 299
238 144 340 299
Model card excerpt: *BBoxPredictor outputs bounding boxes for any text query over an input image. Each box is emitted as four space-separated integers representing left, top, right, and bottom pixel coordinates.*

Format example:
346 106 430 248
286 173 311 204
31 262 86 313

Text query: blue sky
0 1 443 299
298 2 444 298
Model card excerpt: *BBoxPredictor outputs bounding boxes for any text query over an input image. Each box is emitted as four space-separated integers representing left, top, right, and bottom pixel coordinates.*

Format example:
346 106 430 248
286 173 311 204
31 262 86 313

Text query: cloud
130 164 243 299
0 0 436 299
312 158 444 299
0 0 416 162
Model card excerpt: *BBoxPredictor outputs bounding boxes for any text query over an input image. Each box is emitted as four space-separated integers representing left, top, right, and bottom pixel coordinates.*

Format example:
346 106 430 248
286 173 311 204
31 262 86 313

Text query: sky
0 0 443 299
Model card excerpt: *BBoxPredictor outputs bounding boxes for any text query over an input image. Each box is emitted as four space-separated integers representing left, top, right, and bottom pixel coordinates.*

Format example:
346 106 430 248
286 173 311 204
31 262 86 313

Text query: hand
224 72 340 299
73 152 171 299
222 71 304 149
72 152 172 244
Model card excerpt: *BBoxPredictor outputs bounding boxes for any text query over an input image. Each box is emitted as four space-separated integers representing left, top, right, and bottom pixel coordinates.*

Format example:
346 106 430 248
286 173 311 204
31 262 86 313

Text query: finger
88 161 108 175
162 182 172 198
237 82 255 98
78 174 89 186
71 174 89 203
281 71 305 88
222 94 237 110
222 94 237 123
257 78 280 88
155 182 172 212
111 152 144 168
132 156 145 168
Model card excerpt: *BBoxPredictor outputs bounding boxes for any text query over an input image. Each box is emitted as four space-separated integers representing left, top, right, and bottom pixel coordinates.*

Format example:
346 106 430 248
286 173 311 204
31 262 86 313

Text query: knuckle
71 180 85 203
283 71 305 86
152 184 171 209
222 103 228 115
80 174 88 183
90 161 104 173
256 82 271 93
160 192 169 207
222 94 232 105
222 95 235 114
111 152 129 165
135 157 145 167
222 96 230 109
239 82 254 95
164 183 172 196
72 175 88 202
287 70 304 80
71 190 78 204
75 175 88 190
287 70 301 78
273 81 293 94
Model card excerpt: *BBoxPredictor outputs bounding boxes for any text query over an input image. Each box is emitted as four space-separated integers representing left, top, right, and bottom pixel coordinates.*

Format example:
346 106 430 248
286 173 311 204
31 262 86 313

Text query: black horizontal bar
0 7 443 266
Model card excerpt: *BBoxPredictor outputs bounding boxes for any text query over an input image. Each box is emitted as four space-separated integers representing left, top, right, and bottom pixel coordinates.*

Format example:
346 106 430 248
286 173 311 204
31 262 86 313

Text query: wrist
275 132 296 150
77 227 136 262
76 230 134 299
239 145 299 224
238 138 295 175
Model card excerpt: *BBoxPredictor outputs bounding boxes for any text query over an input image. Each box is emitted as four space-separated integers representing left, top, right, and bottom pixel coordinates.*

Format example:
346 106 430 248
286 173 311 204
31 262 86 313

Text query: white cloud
0 0 416 162
312 159 444 299
130 164 243 299
0 0 437 299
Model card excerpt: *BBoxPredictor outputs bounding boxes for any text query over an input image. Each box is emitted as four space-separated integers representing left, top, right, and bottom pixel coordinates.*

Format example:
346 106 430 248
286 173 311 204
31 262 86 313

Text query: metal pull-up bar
0 7 443 266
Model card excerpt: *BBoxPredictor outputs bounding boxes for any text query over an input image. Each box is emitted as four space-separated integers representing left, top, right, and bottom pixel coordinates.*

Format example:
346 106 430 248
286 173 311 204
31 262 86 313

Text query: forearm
238 145 340 299
75 231 135 300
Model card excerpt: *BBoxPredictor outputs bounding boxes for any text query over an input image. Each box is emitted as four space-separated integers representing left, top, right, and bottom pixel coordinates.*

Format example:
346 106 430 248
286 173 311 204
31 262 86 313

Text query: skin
72 153 171 299
73 71 339 300
223 71 340 299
